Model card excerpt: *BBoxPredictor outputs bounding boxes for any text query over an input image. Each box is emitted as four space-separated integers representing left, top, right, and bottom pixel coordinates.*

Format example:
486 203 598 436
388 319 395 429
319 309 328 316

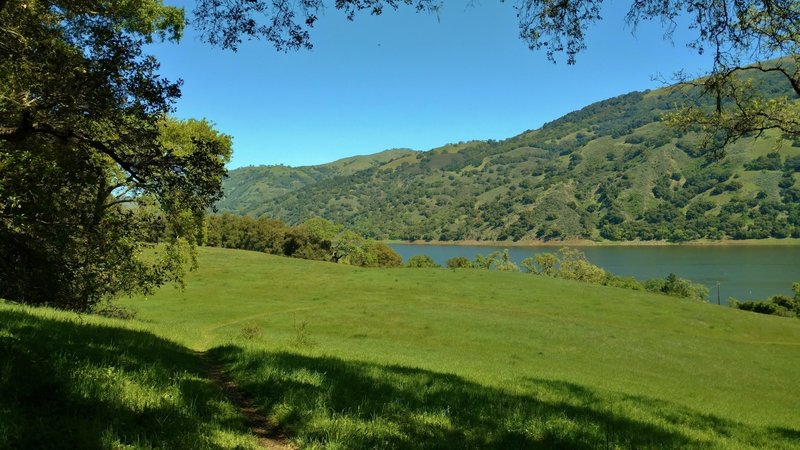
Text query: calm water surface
389 244 800 303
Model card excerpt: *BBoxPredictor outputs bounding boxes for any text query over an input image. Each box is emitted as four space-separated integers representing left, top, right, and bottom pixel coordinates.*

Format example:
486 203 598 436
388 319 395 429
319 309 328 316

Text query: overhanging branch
0 119 145 184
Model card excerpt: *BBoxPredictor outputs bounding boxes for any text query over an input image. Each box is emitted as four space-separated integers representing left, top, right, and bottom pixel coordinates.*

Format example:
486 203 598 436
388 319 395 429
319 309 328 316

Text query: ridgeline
219 70 800 242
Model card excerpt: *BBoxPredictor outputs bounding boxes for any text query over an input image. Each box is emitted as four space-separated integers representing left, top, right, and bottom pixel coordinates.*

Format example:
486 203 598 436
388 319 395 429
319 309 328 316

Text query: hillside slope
4 247 800 448
220 72 800 242
217 148 416 214
129 247 798 448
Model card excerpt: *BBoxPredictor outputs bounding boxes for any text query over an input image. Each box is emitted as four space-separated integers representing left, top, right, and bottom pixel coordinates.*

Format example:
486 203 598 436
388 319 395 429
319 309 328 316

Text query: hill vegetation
205 214 402 267
4 247 799 448
219 71 800 242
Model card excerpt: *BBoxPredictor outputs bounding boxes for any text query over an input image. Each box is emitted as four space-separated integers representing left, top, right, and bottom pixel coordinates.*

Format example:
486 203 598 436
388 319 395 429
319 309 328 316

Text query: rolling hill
218 72 800 242
4 247 799 448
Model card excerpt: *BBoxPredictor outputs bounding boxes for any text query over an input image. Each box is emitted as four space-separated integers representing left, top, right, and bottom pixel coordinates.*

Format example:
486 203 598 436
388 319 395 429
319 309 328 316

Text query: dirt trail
199 352 295 450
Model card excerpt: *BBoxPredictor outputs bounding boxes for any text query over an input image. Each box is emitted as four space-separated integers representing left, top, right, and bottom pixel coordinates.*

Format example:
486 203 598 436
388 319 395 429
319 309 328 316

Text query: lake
389 243 800 303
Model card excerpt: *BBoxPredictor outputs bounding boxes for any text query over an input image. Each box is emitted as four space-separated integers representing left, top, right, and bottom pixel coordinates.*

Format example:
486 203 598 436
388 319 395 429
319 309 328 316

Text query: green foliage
745 152 783 171
406 254 439 268
522 253 558 276
205 214 402 267
219 74 800 244
519 249 707 300
731 283 800 318
346 241 403 268
472 253 497 269
643 273 709 301
492 249 519 272
446 256 473 268
1 0 230 311
555 248 606 283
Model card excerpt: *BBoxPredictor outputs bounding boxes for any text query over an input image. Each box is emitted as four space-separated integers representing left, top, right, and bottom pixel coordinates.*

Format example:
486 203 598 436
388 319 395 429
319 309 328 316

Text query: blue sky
149 1 712 168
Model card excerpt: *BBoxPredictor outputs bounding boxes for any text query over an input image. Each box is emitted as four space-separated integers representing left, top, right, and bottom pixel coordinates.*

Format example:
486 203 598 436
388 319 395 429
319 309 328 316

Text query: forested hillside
216 149 416 213
219 71 800 242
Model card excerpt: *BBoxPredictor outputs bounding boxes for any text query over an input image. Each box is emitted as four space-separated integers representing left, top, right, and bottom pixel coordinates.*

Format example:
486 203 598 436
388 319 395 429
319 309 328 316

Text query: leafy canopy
0 0 231 310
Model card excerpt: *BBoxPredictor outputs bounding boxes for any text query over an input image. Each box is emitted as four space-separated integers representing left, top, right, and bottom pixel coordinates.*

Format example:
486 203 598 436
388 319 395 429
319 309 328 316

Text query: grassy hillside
219 72 800 242
5 247 797 448
0 304 260 449
217 149 416 214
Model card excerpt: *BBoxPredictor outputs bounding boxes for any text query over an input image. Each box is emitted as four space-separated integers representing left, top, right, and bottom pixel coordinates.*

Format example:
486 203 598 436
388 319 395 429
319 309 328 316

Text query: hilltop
216 149 416 214
219 71 800 242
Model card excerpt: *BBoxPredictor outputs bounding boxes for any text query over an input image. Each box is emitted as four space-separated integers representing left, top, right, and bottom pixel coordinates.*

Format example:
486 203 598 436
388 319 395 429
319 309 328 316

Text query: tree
521 253 557 276
0 0 230 311
446 256 472 268
406 254 439 268
644 273 709 301
494 249 519 272
192 0 800 156
556 248 606 284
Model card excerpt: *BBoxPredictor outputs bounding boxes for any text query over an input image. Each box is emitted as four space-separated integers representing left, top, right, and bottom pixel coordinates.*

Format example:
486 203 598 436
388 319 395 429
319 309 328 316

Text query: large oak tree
0 0 230 310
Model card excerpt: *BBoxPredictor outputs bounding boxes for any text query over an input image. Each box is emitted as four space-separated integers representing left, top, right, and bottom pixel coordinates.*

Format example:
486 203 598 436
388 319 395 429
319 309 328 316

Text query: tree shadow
210 345 796 449
0 308 252 449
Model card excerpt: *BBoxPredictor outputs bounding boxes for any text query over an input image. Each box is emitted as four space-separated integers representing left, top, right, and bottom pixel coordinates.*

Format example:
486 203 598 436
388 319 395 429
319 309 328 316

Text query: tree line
205 214 403 268
406 248 710 301
731 284 800 319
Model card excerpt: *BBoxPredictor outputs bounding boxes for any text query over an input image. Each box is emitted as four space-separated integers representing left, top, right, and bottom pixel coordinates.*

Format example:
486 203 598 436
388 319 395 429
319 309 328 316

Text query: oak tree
0 0 230 310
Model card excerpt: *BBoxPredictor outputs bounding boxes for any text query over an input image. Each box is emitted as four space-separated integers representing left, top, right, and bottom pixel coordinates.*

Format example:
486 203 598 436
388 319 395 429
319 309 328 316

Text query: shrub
406 255 439 268
446 256 472 268
731 283 800 318
556 248 606 284
521 253 557 276
644 273 708 301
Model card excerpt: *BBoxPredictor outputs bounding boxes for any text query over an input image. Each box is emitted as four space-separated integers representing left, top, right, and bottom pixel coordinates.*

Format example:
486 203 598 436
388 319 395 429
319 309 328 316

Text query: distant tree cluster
520 248 708 300
205 214 402 267
731 283 800 318
440 248 709 301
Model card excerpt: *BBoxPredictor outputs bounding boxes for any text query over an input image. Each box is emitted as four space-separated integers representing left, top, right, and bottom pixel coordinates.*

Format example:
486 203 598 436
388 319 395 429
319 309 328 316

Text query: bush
644 273 708 301
370 243 404 268
406 255 439 268
603 274 643 290
521 253 557 276
731 283 800 318
446 256 472 268
556 248 606 284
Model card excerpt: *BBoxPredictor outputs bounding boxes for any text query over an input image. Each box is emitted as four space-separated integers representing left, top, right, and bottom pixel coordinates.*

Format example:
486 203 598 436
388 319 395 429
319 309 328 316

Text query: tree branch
0 119 145 184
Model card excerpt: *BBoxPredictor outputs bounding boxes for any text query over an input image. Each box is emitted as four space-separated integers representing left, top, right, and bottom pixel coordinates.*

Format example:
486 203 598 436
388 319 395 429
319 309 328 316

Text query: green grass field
3 247 800 448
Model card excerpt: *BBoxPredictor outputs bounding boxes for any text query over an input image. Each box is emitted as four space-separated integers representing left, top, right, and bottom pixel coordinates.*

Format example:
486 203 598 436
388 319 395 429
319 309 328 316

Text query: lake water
389 243 800 303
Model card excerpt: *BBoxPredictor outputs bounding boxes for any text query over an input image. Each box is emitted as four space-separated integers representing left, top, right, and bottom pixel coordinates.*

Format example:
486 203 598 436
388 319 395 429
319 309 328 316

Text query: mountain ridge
218 73 800 242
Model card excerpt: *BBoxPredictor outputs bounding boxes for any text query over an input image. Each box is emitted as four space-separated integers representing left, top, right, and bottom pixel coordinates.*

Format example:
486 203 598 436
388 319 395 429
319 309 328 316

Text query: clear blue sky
149 0 712 169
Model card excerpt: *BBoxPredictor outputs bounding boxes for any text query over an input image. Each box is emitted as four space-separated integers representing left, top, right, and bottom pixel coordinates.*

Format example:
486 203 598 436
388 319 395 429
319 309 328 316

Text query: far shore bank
383 238 800 248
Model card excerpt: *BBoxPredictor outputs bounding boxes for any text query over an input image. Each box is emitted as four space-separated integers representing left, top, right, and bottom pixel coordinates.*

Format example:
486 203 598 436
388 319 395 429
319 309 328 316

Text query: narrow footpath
199 352 295 450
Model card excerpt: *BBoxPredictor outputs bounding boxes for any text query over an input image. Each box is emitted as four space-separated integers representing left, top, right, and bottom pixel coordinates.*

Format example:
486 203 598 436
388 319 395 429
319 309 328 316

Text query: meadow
2 246 800 448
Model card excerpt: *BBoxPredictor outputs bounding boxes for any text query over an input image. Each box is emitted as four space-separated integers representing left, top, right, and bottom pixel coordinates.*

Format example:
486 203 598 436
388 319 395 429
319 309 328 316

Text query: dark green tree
406 254 439 268
0 0 230 310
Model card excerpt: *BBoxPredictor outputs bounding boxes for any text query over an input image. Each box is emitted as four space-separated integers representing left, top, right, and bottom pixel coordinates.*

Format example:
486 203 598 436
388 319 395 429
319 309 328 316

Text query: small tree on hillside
446 256 473 268
406 254 439 268
522 253 558 276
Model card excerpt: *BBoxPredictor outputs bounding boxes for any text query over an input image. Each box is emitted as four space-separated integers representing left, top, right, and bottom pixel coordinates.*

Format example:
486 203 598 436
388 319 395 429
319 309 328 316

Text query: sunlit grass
3 246 800 448
0 305 259 449
127 247 800 448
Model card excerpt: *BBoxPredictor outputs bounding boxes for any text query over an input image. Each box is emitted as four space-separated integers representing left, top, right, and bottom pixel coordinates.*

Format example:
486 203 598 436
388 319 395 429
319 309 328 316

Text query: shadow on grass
0 308 251 449
209 345 796 449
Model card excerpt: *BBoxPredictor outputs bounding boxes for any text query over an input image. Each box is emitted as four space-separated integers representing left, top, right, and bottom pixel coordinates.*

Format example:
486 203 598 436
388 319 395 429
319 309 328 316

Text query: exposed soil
200 352 295 450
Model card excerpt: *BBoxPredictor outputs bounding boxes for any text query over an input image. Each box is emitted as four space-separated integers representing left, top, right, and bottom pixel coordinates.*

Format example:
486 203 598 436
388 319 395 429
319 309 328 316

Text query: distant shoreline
384 238 800 247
